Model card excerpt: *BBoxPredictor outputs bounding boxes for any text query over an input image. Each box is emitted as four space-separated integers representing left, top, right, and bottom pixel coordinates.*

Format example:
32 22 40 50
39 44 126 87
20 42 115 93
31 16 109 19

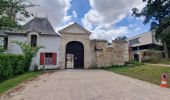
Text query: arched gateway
66 41 84 69
58 22 92 69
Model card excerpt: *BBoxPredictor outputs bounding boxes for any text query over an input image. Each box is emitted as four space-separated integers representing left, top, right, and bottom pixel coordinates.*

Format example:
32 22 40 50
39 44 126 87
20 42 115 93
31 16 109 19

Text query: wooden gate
66 41 84 69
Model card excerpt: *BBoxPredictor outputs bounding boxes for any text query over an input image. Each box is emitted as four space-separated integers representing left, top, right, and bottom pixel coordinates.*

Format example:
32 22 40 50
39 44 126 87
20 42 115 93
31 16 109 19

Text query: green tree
0 45 5 53
13 41 44 71
0 0 35 29
132 0 170 59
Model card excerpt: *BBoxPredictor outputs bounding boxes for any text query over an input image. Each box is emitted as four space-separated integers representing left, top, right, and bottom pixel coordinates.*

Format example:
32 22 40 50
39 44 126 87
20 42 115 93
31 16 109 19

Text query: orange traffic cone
160 74 168 88
160 79 168 88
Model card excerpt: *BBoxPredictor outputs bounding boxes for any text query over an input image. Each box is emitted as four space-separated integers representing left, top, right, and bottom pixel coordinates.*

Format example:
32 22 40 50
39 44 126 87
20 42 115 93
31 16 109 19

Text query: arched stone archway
59 22 92 69
65 41 84 69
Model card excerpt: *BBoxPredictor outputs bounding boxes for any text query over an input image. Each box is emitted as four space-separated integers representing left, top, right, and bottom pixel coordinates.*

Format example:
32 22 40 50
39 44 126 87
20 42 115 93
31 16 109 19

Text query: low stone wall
90 40 129 68
141 50 164 61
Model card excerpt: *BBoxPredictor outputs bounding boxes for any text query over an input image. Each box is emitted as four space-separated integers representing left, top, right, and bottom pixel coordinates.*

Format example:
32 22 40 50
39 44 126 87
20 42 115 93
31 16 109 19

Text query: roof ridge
21 17 60 36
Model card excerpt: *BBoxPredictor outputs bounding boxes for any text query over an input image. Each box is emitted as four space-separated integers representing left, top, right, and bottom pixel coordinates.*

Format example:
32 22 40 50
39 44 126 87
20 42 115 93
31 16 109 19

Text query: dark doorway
66 41 84 69
134 54 139 61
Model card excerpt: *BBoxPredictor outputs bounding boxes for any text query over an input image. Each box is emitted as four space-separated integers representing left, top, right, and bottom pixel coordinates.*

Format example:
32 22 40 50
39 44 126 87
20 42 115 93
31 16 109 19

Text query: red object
40 53 44 65
160 74 168 88
52 53 57 65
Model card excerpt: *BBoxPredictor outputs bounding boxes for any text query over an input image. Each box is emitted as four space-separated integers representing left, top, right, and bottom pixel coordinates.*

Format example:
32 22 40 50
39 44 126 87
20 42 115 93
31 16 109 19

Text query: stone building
1 17 129 70
59 23 129 69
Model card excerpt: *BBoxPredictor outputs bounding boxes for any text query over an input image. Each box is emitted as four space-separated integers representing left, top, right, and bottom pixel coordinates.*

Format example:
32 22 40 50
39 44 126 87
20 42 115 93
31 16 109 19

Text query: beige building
59 23 129 69
128 31 163 62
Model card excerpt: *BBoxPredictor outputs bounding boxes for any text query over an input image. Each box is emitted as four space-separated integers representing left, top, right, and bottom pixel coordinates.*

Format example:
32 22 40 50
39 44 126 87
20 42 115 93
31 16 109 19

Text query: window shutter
40 53 44 65
52 53 57 65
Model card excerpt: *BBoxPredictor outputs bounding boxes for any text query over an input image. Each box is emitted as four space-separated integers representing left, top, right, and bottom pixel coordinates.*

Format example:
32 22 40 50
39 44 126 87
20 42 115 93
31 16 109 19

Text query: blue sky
29 0 151 41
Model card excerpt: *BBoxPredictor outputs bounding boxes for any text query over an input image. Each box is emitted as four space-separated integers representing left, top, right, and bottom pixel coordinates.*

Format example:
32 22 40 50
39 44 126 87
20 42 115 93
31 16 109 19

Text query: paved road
1 70 170 100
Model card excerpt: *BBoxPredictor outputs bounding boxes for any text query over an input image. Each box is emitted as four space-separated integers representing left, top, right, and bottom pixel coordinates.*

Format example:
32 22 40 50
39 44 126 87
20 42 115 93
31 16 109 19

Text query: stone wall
140 50 164 61
60 33 91 69
59 23 129 69
90 40 129 68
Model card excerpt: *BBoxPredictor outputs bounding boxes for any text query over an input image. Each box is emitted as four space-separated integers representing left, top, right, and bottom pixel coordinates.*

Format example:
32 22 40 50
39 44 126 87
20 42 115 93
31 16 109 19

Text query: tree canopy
132 0 170 59
0 0 35 29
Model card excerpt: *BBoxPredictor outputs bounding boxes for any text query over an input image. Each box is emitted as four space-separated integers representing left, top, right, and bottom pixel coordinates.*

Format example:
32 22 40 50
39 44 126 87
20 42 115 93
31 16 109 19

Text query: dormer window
31 35 37 47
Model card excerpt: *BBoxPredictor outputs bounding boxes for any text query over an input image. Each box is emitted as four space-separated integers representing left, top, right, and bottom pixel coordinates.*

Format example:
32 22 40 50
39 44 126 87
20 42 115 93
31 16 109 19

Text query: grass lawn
0 71 41 94
105 64 170 86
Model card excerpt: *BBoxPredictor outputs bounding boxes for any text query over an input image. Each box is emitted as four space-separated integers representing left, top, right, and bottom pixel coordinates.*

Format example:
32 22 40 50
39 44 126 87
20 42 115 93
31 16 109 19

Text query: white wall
33 35 61 70
128 31 162 47
7 32 61 70
8 35 27 54
128 32 152 47
0 37 4 46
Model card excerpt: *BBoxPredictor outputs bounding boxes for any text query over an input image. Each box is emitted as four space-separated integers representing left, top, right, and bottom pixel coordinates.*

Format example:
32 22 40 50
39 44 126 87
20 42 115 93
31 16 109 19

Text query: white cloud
129 24 134 28
134 27 141 32
90 25 128 42
72 10 78 18
82 0 145 41
87 0 144 25
19 0 72 31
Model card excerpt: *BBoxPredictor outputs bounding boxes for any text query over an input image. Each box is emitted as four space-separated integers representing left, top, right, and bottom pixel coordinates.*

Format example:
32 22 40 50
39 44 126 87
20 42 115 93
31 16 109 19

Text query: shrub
13 41 44 71
0 54 26 82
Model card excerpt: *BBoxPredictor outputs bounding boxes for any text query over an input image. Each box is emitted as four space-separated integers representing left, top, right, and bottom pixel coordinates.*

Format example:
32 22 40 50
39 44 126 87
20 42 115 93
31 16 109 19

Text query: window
4 37 8 49
129 38 139 45
40 53 57 65
31 35 37 47
45 53 53 65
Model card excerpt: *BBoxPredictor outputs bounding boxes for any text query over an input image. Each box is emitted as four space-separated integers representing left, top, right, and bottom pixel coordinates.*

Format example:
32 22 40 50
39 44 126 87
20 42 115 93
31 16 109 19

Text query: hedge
0 54 26 82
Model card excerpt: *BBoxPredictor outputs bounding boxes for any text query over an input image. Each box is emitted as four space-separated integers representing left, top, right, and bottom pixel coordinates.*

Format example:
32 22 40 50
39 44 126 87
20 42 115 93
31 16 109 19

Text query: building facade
128 31 163 62
1 17 129 70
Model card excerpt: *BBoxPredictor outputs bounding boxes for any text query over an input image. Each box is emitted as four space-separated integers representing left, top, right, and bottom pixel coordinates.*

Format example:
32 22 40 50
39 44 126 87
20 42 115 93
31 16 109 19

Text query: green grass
105 65 170 86
0 71 41 93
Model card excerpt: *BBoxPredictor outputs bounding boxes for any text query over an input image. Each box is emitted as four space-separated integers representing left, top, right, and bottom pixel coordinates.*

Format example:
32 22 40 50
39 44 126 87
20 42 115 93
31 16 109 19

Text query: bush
0 54 26 82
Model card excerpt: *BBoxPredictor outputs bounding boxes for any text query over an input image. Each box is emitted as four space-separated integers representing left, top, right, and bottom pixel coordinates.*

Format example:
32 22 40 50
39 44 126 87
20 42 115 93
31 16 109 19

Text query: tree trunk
163 42 169 59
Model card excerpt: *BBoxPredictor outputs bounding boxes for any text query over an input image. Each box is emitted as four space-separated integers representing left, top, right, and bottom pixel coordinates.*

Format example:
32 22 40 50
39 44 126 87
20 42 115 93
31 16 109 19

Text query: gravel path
1 69 170 100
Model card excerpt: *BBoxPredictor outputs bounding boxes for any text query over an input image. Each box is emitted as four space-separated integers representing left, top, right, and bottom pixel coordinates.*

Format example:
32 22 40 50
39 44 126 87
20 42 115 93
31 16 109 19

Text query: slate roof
22 17 60 36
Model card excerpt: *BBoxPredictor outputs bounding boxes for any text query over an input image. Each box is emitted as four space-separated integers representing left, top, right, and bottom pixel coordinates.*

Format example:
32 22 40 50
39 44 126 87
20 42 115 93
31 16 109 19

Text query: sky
25 0 151 41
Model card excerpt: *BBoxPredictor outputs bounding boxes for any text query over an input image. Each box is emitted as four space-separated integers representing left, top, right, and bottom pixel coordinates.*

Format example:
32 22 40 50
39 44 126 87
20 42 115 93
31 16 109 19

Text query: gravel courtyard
1 69 170 100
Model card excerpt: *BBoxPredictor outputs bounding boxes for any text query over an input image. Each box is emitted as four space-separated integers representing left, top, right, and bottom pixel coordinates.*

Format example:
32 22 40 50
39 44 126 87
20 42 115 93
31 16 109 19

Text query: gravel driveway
1 69 170 100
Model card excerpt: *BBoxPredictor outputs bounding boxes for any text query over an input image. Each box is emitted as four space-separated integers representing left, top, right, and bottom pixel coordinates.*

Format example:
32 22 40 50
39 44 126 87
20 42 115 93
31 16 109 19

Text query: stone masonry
90 40 129 68
59 23 129 69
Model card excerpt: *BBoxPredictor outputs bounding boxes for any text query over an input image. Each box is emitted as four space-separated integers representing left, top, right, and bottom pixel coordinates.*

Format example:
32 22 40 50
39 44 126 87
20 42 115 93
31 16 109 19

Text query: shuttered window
40 52 57 65
40 53 44 65
52 53 57 65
